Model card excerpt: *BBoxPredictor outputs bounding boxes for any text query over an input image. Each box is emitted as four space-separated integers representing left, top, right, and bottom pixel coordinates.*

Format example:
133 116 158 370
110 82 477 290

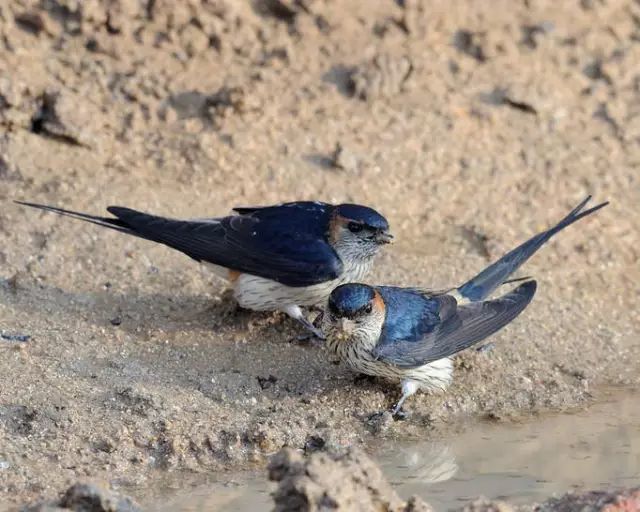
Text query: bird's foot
366 410 388 422
284 305 326 342
366 406 409 423
390 398 411 421
291 331 324 345
391 407 410 421
297 319 325 341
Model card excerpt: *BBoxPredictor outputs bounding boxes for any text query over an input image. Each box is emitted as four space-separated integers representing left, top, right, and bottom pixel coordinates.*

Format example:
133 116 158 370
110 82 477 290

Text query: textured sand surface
1 0 638 507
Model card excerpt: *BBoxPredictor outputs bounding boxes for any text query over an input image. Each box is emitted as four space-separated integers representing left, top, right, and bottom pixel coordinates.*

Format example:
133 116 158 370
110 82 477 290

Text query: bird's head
329 204 392 262
323 283 386 342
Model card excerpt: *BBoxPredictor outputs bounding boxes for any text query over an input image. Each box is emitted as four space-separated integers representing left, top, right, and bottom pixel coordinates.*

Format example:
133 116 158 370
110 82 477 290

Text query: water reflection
379 391 640 509
145 391 640 511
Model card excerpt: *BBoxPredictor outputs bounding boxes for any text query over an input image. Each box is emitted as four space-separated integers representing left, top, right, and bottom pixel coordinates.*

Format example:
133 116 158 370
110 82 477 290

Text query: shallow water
145 391 640 511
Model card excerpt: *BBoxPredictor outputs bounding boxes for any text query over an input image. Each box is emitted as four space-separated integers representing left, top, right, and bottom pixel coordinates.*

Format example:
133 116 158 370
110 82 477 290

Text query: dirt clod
1 0 638 508
331 142 359 172
24 482 140 512
534 488 640 512
351 54 413 100
31 91 102 148
268 447 433 512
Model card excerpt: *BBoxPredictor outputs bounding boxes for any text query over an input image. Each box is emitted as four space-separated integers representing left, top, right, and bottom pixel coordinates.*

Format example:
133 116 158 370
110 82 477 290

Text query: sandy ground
0 0 639 507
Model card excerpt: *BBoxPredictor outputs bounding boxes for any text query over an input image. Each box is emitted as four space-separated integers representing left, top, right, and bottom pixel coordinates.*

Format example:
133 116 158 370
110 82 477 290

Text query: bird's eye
363 303 373 314
348 222 364 233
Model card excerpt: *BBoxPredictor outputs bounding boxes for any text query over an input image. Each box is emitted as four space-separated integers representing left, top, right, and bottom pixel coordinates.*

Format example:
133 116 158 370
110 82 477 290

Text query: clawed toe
290 328 325 345
391 407 409 421
366 404 410 422
291 332 321 344
366 410 387 422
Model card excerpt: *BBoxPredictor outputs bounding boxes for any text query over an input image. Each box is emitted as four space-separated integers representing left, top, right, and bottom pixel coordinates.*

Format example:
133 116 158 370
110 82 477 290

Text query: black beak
375 230 394 244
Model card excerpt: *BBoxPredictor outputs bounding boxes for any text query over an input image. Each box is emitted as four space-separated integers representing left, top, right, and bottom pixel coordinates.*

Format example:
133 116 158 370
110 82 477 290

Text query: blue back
233 201 333 240
112 201 343 287
376 287 444 345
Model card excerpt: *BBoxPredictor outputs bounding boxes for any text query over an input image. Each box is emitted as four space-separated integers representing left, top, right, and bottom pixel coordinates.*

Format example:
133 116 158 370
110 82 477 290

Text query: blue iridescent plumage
15 200 391 288
328 283 375 317
335 203 389 231
458 196 608 301
372 282 535 368
332 197 608 368
328 282 534 369
376 287 449 343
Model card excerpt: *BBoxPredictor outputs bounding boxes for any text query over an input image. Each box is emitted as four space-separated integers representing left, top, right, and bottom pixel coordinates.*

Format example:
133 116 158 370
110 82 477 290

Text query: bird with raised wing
322 196 608 417
16 200 393 337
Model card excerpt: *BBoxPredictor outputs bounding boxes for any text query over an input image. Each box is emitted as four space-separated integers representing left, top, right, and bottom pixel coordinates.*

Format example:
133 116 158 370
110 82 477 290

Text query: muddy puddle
137 391 640 511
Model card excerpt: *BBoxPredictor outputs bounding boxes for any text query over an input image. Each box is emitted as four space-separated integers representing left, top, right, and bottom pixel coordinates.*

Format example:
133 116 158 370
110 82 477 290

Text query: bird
322 196 608 417
15 200 393 338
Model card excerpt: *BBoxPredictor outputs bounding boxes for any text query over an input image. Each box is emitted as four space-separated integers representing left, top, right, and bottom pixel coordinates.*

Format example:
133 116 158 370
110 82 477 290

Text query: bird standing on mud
16 200 392 338
322 196 608 417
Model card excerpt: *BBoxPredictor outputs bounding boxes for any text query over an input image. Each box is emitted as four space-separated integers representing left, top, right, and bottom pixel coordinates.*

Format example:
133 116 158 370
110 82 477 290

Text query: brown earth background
0 0 639 508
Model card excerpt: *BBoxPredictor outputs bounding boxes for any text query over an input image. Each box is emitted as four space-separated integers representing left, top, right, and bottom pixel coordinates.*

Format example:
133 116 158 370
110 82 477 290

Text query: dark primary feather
457 196 607 302
373 280 537 368
16 200 344 287
106 205 343 287
14 201 130 232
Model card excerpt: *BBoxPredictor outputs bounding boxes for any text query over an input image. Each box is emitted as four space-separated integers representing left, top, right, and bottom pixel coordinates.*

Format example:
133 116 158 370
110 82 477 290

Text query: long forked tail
14 201 156 243
457 195 608 302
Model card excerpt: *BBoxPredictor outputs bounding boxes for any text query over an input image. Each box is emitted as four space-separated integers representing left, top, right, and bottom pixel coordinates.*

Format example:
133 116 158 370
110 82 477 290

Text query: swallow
322 196 608 417
16 200 393 337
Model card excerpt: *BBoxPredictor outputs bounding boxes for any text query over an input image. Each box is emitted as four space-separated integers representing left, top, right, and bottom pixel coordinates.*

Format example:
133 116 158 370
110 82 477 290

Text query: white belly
229 260 373 311
233 274 339 310
328 335 453 393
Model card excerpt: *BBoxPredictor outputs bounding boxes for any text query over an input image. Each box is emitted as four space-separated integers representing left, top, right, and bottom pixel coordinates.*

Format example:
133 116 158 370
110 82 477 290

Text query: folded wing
373 280 537 368
106 205 343 287
15 201 343 287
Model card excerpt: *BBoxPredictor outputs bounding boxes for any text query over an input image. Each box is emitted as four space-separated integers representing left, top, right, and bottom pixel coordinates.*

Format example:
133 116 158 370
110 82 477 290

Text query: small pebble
366 411 394 434
331 142 358 172
477 342 495 353
1 332 30 343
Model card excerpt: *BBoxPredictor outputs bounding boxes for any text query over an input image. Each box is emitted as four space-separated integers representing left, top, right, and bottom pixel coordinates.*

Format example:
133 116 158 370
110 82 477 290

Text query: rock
23 481 140 512
254 0 299 23
351 54 413 101
460 498 514 512
331 142 359 172
268 447 433 512
14 11 47 35
104 0 141 34
365 410 394 435
303 435 326 454
204 85 252 119
180 24 210 57
31 91 102 148
0 78 35 129
453 30 487 62
481 87 538 115
257 374 278 390
109 386 160 418
534 488 640 512
164 86 253 123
